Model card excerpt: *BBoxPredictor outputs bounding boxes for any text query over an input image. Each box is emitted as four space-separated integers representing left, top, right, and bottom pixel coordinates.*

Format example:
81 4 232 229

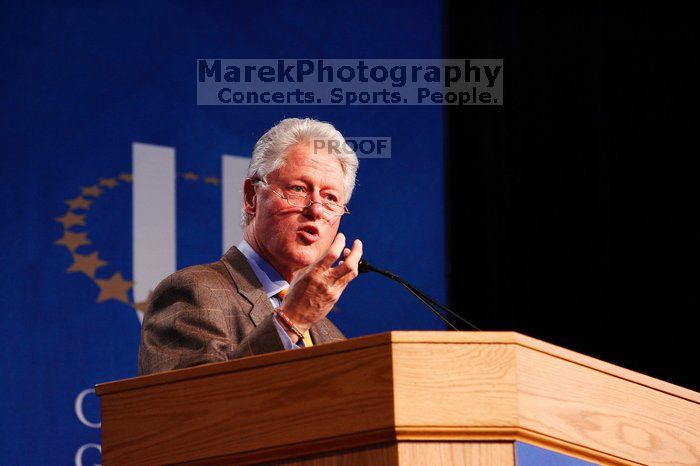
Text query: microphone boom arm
358 259 480 331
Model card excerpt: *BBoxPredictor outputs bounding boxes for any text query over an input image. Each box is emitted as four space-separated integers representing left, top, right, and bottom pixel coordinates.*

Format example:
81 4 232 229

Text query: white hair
242 118 359 225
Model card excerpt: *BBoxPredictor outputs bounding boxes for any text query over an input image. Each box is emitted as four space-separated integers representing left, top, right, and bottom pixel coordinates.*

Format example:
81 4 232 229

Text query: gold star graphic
182 171 199 181
65 196 92 211
95 272 133 304
133 290 154 314
118 173 133 183
67 252 107 278
81 185 104 198
55 211 86 228
204 176 220 186
54 231 91 252
99 177 119 188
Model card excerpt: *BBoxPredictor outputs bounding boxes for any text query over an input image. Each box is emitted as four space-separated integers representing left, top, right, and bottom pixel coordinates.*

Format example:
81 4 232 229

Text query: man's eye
289 186 305 193
324 194 338 203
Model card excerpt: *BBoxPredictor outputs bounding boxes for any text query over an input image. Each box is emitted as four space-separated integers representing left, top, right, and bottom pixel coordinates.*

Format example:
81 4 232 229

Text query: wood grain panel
272 443 399 465
101 344 395 465
97 333 393 396
397 441 514 466
515 345 700 466
387 332 699 403
391 343 518 427
186 442 516 466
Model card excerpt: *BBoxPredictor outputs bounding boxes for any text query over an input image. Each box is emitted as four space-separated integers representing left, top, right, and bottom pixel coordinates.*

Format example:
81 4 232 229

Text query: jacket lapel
220 246 274 326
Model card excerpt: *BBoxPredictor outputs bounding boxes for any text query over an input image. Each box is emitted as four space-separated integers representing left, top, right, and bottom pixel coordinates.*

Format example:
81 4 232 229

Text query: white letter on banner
75 388 100 428
222 155 248 254
132 142 176 323
75 443 102 466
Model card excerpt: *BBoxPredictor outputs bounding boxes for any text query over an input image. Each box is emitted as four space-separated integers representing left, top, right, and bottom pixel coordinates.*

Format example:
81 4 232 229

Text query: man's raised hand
278 233 363 337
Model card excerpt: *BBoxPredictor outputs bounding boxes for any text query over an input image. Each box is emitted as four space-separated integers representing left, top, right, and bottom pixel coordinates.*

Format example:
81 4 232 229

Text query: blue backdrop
1 1 445 463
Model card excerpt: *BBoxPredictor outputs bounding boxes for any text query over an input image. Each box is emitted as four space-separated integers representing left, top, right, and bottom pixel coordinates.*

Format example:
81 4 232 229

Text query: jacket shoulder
148 260 237 310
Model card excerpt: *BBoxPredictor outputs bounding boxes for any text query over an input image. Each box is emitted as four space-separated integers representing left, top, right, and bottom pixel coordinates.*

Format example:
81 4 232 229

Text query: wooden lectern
96 332 700 465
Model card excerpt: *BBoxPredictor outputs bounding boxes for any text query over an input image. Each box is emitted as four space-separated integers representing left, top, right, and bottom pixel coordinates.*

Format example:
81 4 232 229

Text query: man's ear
243 178 257 218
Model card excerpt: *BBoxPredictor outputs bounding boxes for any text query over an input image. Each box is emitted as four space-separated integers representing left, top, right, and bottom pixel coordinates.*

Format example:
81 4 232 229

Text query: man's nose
303 199 325 220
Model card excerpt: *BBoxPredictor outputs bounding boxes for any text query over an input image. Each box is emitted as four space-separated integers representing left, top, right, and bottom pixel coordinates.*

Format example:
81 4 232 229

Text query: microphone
358 258 480 331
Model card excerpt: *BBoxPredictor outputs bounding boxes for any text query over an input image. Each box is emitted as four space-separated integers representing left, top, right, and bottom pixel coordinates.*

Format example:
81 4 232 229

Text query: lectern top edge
96 331 700 404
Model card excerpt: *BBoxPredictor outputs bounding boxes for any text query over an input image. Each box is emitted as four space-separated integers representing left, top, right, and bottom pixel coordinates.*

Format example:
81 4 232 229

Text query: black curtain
445 3 699 390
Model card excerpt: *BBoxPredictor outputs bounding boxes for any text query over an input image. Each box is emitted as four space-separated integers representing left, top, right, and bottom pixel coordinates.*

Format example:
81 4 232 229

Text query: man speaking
138 118 362 375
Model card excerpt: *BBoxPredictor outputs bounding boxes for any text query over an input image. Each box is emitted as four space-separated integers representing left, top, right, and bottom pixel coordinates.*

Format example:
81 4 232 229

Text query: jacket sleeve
137 265 285 375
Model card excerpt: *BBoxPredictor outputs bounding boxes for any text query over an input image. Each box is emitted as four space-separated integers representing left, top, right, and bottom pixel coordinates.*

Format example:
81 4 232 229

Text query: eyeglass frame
253 178 351 217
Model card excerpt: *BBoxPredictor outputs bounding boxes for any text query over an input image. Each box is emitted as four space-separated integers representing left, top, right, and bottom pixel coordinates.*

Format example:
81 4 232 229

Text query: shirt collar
237 240 288 298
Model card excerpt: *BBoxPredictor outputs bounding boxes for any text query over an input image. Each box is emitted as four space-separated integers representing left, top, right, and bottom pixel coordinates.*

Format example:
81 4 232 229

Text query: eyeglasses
254 179 350 217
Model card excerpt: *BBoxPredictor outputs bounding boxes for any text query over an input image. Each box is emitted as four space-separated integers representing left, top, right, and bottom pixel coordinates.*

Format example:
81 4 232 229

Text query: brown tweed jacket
138 246 345 375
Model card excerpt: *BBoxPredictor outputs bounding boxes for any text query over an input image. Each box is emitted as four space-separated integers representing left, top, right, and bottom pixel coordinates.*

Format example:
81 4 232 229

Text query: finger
333 250 350 270
319 233 346 268
332 239 363 280
344 239 363 267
